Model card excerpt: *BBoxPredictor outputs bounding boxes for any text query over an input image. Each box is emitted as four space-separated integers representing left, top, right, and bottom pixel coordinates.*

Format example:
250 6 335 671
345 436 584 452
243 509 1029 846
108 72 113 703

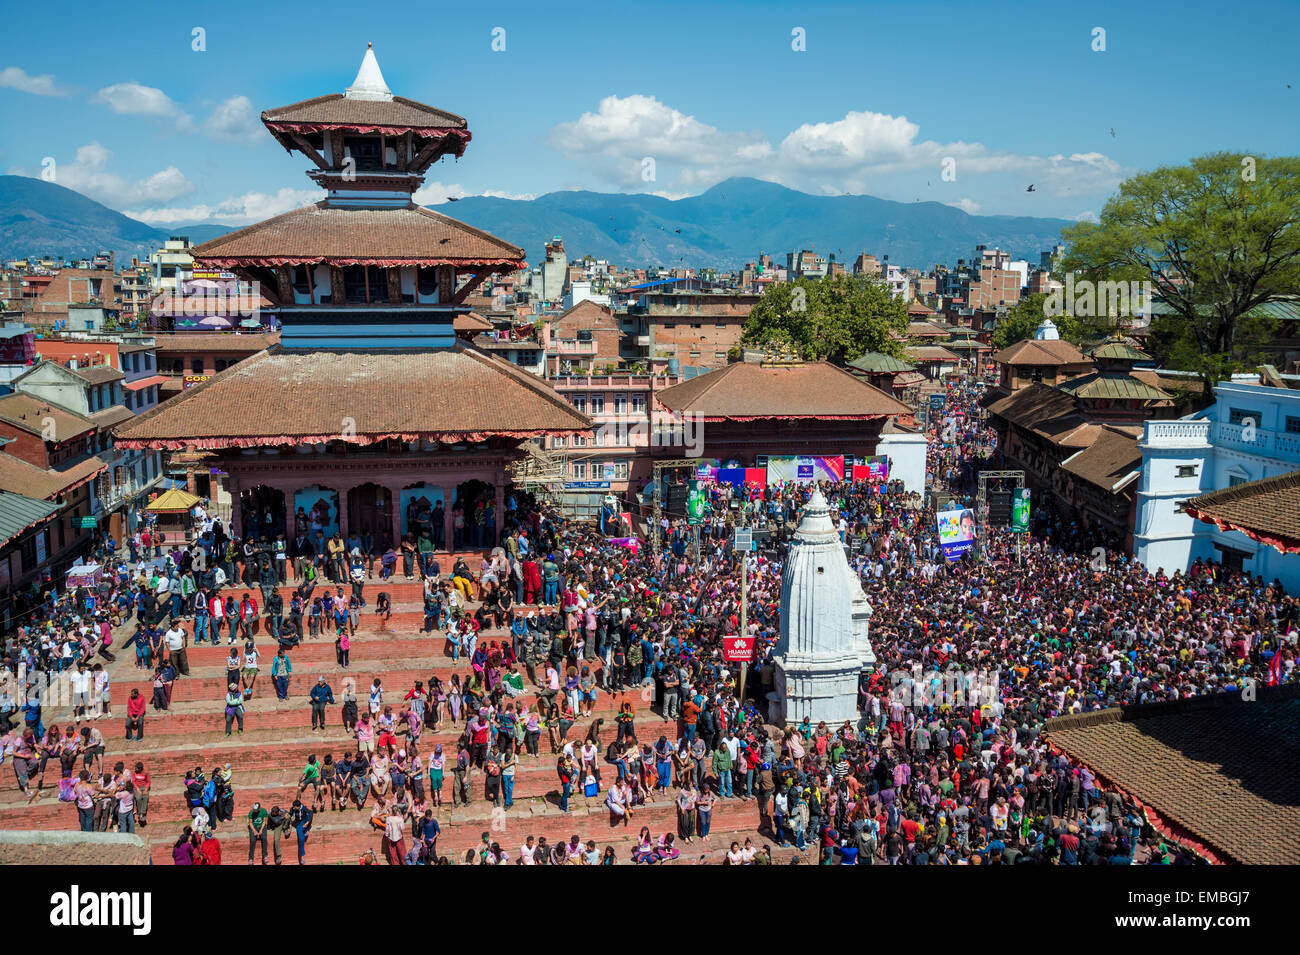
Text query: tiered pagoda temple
116 46 589 547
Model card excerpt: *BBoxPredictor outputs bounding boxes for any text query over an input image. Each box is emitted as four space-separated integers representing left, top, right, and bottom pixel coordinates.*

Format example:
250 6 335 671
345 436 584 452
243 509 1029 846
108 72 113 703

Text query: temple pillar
228 474 242 539
443 485 456 553
386 482 403 549
338 483 351 539
494 480 505 547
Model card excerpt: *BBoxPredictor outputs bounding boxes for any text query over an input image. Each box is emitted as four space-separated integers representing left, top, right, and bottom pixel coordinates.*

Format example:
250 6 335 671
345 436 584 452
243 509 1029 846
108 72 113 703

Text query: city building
150 237 195 295
546 299 620 376
624 287 760 369
653 353 921 489
114 45 589 548
1134 374 1300 589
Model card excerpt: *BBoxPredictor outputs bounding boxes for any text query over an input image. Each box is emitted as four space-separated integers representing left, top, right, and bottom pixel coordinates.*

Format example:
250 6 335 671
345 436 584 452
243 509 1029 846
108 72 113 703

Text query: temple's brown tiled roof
1059 427 1142 491
993 338 1089 366
262 94 466 132
0 452 108 500
87 405 135 430
1183 468 1300 551
0 393 94 441
655 360 910 420
190 203 525 268
905 345 961 362
66 364 124 386
151 332 280 354
984 383 1084 439
1046 685 1300 865
113 345 590 450
905 320 950 337
454 311 494 333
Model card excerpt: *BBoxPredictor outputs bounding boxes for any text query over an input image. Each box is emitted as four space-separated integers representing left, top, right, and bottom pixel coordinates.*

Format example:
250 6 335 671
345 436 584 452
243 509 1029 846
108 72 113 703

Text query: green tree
1061 152 1300 387
740 274 908 363
990 292 1110 349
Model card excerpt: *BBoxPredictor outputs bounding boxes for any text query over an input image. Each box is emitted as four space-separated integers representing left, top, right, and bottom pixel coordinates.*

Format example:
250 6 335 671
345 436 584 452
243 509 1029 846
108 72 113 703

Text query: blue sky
1 0 1295 227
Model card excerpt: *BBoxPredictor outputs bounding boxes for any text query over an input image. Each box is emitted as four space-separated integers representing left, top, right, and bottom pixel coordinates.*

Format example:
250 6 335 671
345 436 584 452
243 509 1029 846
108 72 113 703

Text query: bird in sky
1026 184 1036 192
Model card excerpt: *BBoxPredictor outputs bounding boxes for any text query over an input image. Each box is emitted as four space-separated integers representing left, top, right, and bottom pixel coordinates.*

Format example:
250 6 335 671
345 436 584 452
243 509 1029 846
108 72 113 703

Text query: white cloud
0 66 68 96
203 95 263 144
549 95 1128 209
946 198 981 215
92 82 192 128
9 141 193 207
125 187 318 226
550 94 767 188
413 181 537 205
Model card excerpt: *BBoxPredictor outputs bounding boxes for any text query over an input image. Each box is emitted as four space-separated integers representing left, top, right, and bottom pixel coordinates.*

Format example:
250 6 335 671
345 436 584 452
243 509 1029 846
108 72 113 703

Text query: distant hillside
428 177 1071 270
0 176 233 262
1 173 1070 272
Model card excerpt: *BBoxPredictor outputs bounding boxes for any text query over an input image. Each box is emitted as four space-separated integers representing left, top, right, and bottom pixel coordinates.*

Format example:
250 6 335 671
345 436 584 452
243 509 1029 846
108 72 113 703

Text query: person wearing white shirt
70 665 92 720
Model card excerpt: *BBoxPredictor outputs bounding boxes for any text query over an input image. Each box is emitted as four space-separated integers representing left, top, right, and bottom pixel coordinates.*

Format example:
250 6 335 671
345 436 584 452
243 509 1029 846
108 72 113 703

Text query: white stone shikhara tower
773 490 874 726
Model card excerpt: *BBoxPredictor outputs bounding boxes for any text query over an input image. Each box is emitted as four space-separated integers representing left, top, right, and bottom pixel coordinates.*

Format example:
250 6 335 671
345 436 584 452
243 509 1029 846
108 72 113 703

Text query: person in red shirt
126 689 147 741
131 762 151 826
200 829 222 865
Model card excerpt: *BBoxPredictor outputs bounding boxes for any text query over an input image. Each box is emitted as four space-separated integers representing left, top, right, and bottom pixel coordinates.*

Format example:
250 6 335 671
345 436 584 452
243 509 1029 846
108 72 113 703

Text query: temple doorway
453 479 495 549
400 483 445 547
293 486 340 541
239 485 285 541
347 483 394 547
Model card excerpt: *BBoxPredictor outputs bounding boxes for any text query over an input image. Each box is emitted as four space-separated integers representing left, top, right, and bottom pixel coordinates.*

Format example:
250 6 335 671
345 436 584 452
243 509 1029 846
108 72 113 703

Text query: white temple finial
346 44 393 102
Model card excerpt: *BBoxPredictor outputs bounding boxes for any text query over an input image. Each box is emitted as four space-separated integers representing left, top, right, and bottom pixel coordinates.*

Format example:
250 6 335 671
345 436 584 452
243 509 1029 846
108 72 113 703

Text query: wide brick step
1 754 730 831
85 691 645 740
115 653 611 703
144 798 762 864
0 709 675 793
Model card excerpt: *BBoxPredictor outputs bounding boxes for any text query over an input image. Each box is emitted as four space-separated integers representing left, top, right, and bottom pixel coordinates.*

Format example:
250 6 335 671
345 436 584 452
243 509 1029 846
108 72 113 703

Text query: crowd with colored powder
3 372 1297 864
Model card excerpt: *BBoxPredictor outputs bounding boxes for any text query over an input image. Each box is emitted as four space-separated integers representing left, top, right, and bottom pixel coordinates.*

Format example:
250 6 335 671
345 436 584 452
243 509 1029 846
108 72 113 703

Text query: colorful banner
717 467 745 488
852 456 890 482
1011 488 1031 533
610 536 640 555
744 468 766 486
936 507 976 561
686 480 706 525
766 455 844 483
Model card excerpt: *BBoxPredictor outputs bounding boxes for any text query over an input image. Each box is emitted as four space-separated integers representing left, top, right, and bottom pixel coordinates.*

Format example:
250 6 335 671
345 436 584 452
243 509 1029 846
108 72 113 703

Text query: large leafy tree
740 274 908 363
990 292 1110 349
1061 152 1300 386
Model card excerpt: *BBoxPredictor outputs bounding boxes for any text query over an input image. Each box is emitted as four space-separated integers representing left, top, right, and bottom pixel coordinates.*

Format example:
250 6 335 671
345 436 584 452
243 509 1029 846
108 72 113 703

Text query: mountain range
1 174 1070 271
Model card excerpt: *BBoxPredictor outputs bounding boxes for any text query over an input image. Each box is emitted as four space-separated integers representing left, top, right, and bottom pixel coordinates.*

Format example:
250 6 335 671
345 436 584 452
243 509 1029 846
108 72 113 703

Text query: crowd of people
4 371 1296 864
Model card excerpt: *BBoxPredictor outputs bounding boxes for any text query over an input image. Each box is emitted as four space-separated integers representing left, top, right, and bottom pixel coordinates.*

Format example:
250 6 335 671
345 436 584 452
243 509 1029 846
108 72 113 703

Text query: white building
773 490 872 726
562 281 610 310
150 237 194 295
1134 378 1300 590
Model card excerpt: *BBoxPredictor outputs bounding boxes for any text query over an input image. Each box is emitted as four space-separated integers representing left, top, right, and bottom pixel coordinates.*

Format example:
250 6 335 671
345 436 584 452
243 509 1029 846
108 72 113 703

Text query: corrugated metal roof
1056 373 1172 401
847 352 915 373
0 489 63 547
1148 299 1300 322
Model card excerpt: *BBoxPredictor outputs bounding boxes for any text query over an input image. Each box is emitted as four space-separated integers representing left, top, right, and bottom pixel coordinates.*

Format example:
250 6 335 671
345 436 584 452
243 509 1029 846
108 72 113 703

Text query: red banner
722 635 756 662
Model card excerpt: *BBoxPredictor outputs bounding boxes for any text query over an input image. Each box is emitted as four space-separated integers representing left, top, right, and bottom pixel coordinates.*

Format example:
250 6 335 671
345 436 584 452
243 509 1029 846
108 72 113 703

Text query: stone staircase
0 575 773 864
